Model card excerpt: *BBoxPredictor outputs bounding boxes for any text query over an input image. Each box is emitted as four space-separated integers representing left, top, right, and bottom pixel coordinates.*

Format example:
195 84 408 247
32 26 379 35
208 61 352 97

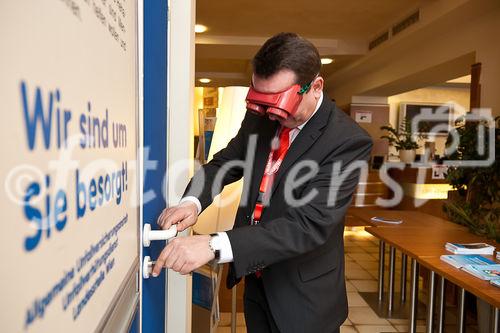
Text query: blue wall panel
128 306 140 333
142 0 168 332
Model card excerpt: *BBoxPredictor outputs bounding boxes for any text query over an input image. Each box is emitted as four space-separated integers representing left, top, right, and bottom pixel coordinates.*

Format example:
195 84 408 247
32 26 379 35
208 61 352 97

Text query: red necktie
252 126 292 224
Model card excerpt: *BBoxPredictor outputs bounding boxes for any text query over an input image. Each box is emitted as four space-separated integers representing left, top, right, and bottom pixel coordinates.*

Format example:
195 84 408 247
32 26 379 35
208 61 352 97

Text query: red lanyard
252 128 291 224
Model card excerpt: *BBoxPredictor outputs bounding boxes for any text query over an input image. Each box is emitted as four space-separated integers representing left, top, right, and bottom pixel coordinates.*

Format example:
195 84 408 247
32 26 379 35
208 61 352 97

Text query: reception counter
387 164 453 219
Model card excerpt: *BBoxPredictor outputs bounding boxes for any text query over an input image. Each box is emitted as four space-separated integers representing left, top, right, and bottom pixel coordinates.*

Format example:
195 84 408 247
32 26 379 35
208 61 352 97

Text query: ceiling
195 0 424 88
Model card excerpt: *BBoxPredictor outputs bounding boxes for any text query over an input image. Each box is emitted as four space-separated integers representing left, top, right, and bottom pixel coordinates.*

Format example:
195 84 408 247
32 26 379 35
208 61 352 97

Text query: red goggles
245 82 312 120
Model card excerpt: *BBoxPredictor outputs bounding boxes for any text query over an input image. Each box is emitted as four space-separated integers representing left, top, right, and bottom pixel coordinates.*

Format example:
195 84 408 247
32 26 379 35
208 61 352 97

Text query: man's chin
267 115 295 128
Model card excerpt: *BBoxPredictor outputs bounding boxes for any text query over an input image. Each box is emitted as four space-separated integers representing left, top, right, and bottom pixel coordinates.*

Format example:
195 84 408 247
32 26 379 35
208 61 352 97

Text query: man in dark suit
153 32 372 333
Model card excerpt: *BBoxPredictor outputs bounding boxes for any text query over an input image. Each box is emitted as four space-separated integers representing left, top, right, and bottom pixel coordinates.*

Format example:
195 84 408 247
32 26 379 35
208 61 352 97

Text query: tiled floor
216 227 480 333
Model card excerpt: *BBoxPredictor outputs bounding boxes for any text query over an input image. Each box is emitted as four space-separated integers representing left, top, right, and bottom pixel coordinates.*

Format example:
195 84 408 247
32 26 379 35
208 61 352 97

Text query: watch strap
209 233 221 261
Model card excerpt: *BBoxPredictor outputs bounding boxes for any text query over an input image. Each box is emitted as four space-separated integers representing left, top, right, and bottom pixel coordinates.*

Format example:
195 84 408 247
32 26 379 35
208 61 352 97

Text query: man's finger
156 208 170 227
171 256 185 272
163 209 187 230
152 244 174 277
161 207 178 223
176 221 187 232
179 262 191 275
164 243 179 269
157 206 180 228
157 210 173 228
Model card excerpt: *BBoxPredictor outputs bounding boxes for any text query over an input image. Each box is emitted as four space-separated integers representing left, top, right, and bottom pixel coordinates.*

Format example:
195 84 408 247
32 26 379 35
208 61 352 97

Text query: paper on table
370 216 403 224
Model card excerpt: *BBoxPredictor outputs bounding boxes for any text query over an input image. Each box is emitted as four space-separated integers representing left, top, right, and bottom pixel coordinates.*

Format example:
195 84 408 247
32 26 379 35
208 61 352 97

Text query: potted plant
444 115 500 333
443 115 500 242
380 117 420 163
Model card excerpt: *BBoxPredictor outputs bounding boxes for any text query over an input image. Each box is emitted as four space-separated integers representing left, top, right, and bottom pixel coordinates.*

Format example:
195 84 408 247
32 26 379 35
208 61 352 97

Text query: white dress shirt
181 92 324 263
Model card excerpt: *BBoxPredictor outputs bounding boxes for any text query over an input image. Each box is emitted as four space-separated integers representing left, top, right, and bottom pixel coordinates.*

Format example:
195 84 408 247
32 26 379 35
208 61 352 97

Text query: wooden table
419 256 500 333
366 227 488 258
347 209 467 320
417 256 500 309
348 208 466 229
365 226 499 333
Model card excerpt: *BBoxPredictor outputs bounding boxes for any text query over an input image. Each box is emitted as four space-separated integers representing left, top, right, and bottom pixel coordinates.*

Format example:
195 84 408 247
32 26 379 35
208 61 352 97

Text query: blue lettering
21 81 53 150
76 170 86 219
54 190 67 231
89 179 97 211
97 176 104 206
104 174 111 201
23 182 43 251
45 175 51 239
79 113 86 149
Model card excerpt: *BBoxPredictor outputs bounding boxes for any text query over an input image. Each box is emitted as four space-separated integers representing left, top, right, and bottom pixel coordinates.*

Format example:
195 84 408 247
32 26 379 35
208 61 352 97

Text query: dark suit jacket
184 96 372 332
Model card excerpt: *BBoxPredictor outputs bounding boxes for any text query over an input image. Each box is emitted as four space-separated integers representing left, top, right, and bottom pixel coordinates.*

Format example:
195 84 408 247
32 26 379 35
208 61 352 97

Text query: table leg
491 307 498 333
426 271 436 333
457 288 465 333
401 254 408 303
231 285 237 333
388 246 396 312
378 240 385 302
437 276 445 333
409 259 419 333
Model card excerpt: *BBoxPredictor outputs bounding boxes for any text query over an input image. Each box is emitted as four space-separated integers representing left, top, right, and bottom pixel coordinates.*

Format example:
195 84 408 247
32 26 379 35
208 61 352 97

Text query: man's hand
152 235 215 276
157 201 198 232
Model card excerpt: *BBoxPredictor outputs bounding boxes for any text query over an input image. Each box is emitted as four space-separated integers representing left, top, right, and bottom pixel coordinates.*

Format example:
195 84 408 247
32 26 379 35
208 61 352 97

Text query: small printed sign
355 111 372 123
432 165 448 179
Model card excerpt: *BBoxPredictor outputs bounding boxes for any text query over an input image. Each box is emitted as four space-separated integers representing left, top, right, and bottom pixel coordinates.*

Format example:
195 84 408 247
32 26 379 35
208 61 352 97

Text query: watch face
209 234 221 261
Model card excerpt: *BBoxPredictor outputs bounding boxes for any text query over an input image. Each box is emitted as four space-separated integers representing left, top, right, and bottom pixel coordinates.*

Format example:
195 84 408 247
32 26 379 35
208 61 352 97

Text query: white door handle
143 256 153 279
143 223 178 247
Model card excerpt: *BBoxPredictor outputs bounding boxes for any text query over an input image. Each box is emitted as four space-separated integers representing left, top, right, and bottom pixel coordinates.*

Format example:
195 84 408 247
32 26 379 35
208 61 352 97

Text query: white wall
387 86 470 156
328 0 500 118
166 0 195 332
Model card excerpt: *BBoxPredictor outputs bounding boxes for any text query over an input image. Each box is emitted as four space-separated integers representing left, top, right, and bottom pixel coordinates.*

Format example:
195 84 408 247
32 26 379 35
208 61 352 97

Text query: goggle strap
298 81 312 95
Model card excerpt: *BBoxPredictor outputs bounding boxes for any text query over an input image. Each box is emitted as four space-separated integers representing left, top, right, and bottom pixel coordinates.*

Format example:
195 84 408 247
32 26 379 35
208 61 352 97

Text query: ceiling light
195 24 207 33
321 58 334 65
199 78 211 84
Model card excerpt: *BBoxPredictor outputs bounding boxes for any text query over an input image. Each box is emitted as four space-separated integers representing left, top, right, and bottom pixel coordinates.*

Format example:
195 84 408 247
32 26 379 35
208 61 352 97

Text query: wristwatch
208 233 221 261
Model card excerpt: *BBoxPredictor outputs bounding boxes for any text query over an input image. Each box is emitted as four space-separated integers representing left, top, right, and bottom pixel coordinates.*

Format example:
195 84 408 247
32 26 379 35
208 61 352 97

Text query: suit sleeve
183 111 257 211
226 134 373 278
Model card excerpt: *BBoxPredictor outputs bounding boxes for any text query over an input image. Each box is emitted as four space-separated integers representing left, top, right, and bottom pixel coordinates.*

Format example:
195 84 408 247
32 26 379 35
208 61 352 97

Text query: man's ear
312 77 324 97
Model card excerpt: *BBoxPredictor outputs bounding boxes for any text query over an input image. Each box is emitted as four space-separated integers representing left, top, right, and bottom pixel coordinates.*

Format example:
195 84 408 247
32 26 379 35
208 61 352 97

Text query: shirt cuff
179 196 202 215
215 232 234 263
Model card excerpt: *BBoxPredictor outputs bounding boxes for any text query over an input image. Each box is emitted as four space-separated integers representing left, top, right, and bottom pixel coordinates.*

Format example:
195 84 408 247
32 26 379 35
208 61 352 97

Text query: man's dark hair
252 32 321 86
